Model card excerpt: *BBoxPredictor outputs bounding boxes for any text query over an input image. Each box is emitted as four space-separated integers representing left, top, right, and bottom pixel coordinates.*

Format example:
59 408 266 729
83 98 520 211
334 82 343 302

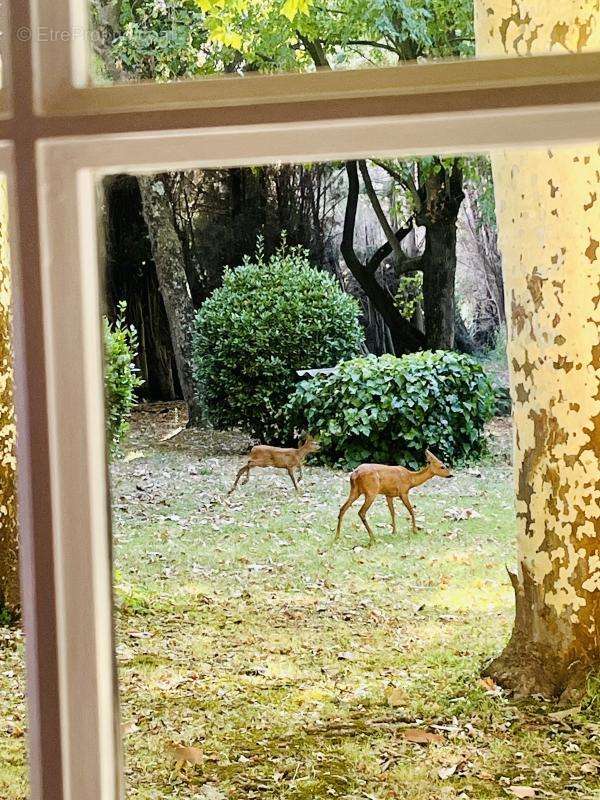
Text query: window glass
87 0 600 85
47 139 596 798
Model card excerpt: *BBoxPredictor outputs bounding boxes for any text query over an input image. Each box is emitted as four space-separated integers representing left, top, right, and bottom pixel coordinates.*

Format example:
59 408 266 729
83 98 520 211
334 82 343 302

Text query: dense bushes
286 351 495 468
104 302 143 451
193 242 364 441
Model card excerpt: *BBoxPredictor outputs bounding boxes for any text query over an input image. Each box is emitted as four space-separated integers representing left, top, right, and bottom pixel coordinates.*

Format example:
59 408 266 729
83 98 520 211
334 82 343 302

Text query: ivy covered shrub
395 272 423 320
286 351 495 468
193 242 364 441
104 302 143 452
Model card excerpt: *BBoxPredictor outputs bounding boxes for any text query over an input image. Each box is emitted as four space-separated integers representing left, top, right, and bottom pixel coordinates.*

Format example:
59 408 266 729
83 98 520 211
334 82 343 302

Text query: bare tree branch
371 159 422 212
341 161 425 354
358 160 408 267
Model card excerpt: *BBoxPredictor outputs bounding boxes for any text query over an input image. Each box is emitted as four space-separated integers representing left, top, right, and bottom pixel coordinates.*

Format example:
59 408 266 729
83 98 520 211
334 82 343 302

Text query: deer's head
425 449 453 478
300 434 321 454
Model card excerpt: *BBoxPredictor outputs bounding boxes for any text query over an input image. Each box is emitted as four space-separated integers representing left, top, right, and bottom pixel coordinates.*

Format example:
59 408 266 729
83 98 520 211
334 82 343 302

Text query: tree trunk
454 307 477 355
138 175 202 426
476 0 600 700
341 161 425 354
103 175 179 401
416 161 464 350
421 221 457 350
0 176 19 616
91 8 190 409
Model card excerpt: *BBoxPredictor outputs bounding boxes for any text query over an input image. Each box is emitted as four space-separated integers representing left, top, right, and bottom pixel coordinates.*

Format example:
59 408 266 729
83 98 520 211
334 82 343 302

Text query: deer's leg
286 467 300 491
298 463 303 481
386 496 397 535
240 462 257 485
228 463 250 495
399 491 418 533
358 494 377 546
335 488 359 541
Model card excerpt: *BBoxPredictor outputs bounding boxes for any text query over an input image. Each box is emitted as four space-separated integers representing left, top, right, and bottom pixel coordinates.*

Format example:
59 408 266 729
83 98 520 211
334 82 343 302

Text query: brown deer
335 450 453 546
228 435 320 495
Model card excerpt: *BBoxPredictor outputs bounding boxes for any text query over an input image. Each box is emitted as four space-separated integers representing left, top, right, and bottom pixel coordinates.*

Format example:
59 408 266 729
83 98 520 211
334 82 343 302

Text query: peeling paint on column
0 176 19 614
475 1 600 696
478 0 599 54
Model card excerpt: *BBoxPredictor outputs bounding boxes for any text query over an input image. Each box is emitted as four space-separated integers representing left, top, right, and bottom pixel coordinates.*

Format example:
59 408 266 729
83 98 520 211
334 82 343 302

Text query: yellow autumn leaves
196 0 312 18
280 0 313 21
194 0 313 53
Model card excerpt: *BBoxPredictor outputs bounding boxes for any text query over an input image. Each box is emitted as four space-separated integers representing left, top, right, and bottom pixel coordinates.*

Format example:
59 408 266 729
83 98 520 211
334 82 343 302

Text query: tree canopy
104 0 474 80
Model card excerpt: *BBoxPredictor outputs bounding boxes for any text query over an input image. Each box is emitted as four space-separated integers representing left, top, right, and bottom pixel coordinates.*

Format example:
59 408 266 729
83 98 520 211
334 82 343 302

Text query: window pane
89 139 600 798
87 0 600 85
0 175 28 800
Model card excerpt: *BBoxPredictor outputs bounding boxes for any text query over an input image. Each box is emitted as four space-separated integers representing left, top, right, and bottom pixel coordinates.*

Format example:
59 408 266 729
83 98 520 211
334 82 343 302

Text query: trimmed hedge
286 351 495 468
193 243 364 441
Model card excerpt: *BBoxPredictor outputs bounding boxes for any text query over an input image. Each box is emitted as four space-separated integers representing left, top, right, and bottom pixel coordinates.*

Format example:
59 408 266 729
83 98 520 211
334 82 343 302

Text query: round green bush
104 302 143 452
286 351 495 468
193 242 364 441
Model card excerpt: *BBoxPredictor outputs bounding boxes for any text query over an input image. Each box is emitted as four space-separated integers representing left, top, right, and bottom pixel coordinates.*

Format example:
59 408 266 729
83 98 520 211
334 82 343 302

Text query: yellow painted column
0 176 18 615
475 2 600 698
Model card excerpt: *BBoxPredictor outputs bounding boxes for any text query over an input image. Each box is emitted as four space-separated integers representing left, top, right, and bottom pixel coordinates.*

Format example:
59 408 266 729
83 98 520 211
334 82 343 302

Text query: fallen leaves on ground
385 686 406 707
166 742 204 767
3 408 600 800
444 507 482 520
400 728 444 745
438 763 459 779
506 787 537 798
123 450 145 463
197 785 227 800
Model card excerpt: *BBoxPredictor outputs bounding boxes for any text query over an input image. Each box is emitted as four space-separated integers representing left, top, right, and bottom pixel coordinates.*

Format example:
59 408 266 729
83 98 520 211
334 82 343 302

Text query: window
2 2 599 799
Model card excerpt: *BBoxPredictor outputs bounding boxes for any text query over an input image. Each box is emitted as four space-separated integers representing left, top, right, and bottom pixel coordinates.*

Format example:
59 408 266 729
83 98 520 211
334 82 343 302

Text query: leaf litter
1 407 600 799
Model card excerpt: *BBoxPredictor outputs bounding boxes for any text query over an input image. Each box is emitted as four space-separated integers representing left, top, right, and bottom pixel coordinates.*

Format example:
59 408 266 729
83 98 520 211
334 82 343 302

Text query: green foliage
0 606 13 627
492 384 511 417
476 329 510 416
107 0 474 80
463 154 497 227
286 351 495 467
193 240 364 441
111 0 211 80
104 302 143 451
395 271 423 320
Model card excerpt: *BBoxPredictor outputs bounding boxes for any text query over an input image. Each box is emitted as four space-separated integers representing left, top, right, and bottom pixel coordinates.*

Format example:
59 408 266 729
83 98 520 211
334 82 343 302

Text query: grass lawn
1 406 599 799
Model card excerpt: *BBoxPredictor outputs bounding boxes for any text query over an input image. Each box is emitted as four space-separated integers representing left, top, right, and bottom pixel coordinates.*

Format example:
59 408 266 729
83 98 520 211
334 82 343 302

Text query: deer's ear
425 449 434 461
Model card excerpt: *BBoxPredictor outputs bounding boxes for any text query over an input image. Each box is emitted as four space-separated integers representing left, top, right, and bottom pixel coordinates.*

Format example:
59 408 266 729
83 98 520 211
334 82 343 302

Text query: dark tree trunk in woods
421 222 457 350
138 175 202 426
103 175 179 400
454 308 477 355
374 156 466 353
341 161 425 355
301 41 424 354
417 160 465 351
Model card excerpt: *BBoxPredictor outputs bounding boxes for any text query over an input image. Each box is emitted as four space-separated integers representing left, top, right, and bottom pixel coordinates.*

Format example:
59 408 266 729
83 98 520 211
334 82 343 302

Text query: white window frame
2 2 600 799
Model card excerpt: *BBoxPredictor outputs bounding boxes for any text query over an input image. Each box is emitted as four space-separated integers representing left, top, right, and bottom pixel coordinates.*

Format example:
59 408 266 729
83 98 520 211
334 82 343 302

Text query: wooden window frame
2 2 599 799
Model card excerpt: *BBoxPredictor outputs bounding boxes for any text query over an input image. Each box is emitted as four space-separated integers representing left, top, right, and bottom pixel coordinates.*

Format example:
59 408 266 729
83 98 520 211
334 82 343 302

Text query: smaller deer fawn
228 435 320 495
335 449 452 546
